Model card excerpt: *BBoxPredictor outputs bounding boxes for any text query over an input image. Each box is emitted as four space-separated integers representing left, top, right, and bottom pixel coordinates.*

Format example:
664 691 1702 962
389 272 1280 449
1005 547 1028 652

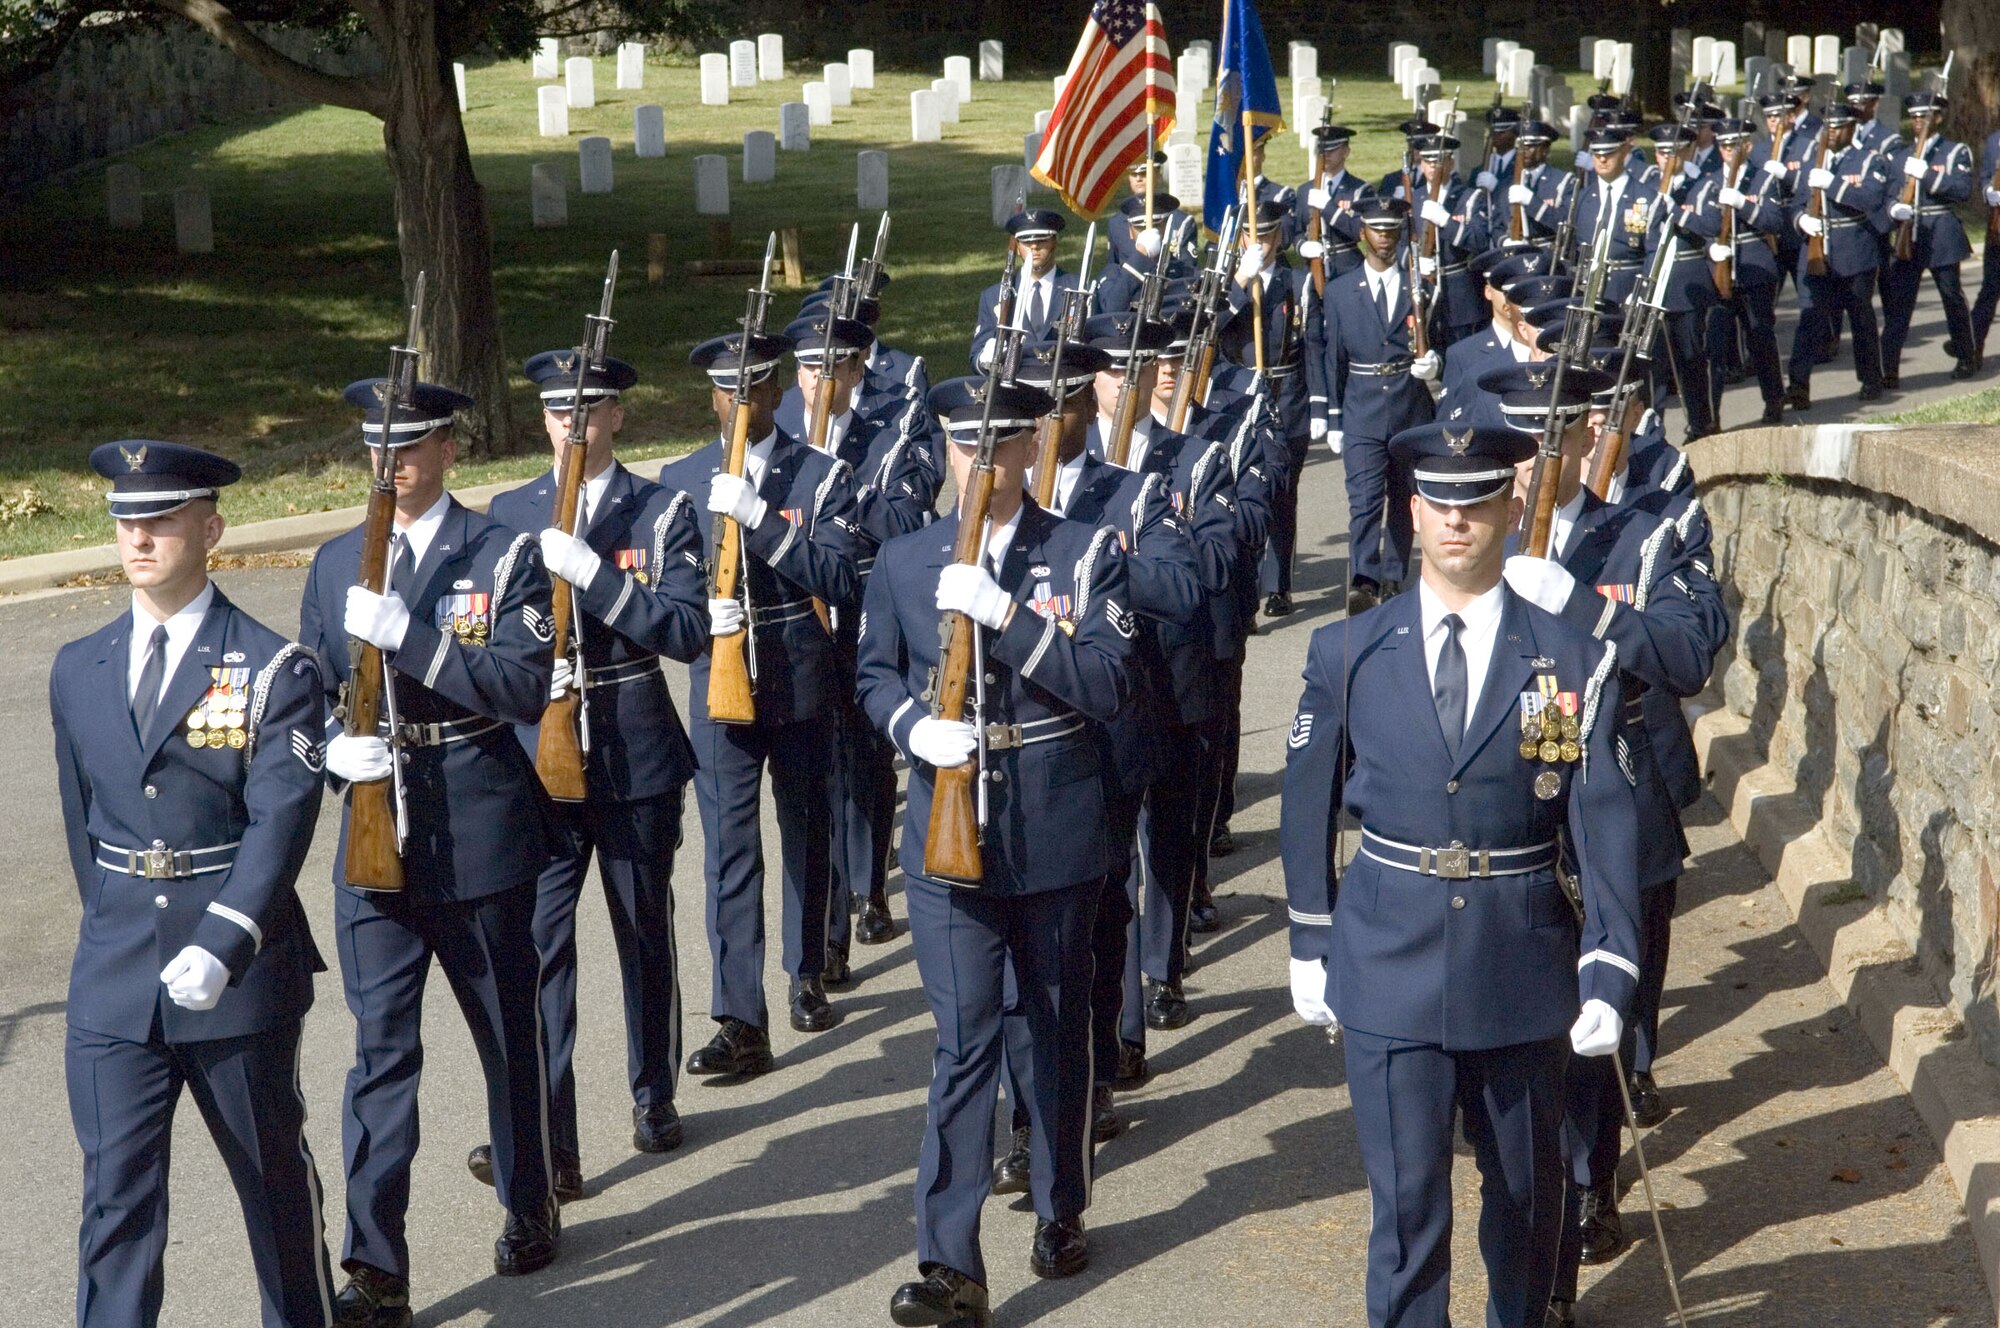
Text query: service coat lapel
144 592 232 760
1453 591 1542 776
98 618 145 759
405 501 475 623
1377 593 1456 765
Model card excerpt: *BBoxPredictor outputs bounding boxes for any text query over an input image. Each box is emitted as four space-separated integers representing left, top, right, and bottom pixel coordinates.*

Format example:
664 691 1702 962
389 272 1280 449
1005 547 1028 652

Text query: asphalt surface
1 296 1994 1325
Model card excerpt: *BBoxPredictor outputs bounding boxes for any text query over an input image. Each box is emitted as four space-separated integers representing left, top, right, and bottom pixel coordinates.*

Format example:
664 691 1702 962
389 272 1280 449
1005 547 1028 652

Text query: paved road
0 433 1991 1326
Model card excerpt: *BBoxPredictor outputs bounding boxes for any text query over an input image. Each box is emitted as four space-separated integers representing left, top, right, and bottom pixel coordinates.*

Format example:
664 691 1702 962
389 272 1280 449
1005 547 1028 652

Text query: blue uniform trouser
1260 435 1311 596
1972 240 2000 350
1660 301 1719 438
68 1020 334 1328
1343 432 1414 589
335 882 551 1278
1790 268 1883 391
1137 721 1210 986
1345 1028 1569 1328
1719 280 1785 407
828 697 896 950
533 788 686 1162
909 876 1098 1286
1881 258 1974 372
1197 650 1246 853
692 712 834 1027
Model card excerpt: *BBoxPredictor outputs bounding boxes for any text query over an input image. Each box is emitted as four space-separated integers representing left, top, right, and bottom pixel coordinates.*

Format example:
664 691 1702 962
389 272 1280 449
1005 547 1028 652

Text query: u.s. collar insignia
1444 427 1473 456
223 651 245 663
119 443 148 471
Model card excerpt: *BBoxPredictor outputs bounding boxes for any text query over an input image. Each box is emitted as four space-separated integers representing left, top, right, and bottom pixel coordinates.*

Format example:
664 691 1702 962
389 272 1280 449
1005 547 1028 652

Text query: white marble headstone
981 41 1004 82
694 154 729 215
932 78 961 124
1505 49 1534 98
743 130 775 183
758 33 784 80
945 56 973 102
779 102 810 151
1166 142 1202 203
578 136 613 193
1713 40 1737 87
730 40 757 87
1785 34 1811 70
617 43 645 90
804 82 832 127
848 49 875 90
531 163 567 227
538 85 569 137
565 57 594 109
1390 42 1417 80
1813 34 1839 76
825 63 852 107
532 38 558 79
1290 43 1317 83
1593 38 1618 79
634 105 666 158
911 90 942 143
992 165 1029 225
1693 35 1716 82
700 54 729 106
857 150 889 210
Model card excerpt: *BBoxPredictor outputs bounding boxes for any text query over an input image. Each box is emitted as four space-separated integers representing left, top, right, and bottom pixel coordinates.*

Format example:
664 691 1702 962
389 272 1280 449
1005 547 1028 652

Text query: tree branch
144 0 389 117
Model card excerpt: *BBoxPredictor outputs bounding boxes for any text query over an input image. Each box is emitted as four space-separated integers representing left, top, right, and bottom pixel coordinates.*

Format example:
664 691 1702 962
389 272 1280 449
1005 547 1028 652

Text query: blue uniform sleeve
577 489 709 665
390 532 554 727
1924 142 1975 205
297 549 347 750
1301 275 1329 428
1570 652 1643 1019
1278 630 1348 964
49 662 98 895
1122 475 1202 625
189 648 326 979
988 528 1133 722
855 555 921 760
1184 440 1239 597
744 460 862 610
853 428 941 550
1829 152 1890 217
1559 518 1716 698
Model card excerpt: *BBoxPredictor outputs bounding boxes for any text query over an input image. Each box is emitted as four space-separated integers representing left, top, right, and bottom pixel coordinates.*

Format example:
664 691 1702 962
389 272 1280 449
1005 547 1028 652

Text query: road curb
0 456 673 598
1690 700 2000 1316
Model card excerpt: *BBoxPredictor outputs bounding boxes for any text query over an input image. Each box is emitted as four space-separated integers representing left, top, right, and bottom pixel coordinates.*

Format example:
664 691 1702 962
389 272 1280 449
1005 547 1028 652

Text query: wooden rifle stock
534 445 589 801
802 315 842 637
922 462 996 887
1806 137 1830 277
706 400 757 724
1894 123 1930 263
1713 170 1736 301
343 479 404 892
1587 392 1645 500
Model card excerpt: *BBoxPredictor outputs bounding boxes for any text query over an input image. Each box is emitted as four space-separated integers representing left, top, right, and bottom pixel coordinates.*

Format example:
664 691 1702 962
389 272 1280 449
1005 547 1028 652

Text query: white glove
1475 170 1498 191
1902 155 1928 180
1718 185 1747 208
1417 254 1438 277
161 945 229 1011
1570 998 1623 1057
1797 213 1825 237
708 597 745 636
538 527 601 590
1307 185 1331 210
1889 201 1914 221
1807 166 1834 190
1309 417 1328 441
1680 161 1699 180
1327 429 1344 456
707 473 767 530
1508 184 1534 205
1574 149 1591 169
936 563 1012 630
1420 199 1451 227
1411 350 1441 381
1503 553 1578 612
1135 226 1163 258
1235 244 1269 284
549 656 574 702
1289 956 1335 1027
1761 157 1789 180
1987 186 2000 207
976 338 998 369
344 586 410 652
909 716 977 768
326 733 393 783
1708 242 1732 262
1297 239 1326 261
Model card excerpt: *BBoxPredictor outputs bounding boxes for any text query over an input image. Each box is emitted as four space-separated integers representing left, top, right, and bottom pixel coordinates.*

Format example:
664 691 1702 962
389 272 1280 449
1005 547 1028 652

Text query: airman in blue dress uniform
1636 122 1725 441
477 351 709 1198
1295 124 1374 280
860 376 1134 1325
1106 153 1198 272
298 379 562 1323
1710 117 1793 425
1485 120 1567 249
1782 101 1891 409
1878 92 1980 386
781 310 941 967
1281 414 1644 1328
658 330 862 1070
1405 131 1494 351
972 211 1082 371
1563 127 1652 306
55 442 335 1328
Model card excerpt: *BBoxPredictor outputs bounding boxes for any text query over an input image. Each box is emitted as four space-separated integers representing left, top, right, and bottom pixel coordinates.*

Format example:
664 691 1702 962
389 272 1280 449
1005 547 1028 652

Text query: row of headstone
981 40 1004 82
103 165 213 254
617 43 644 90
1288 42 1317 84
566 57 595 109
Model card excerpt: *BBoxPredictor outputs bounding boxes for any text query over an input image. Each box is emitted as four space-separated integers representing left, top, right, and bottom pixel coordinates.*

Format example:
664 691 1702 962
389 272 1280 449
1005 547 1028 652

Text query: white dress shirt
129 581 216 706
1595 174 1628 231
1548 486 1589 561
579 463 615 529
1418 577 1506 738
740 430 780 490
390 489 452 575
982 508 1022 572
1040 451 1090 515
1364 264 1402 322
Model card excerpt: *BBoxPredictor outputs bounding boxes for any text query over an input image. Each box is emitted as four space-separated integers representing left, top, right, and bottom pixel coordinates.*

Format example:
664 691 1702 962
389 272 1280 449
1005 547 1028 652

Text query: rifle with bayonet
1585 211 1674 499
1521 225 1611 554
1166 205 1241 431
1109 213 1184 466
1031 221 1096 507
705 234 778 726
535 252 620 802
341 271 427 892
1307 103 1334 296
1895 52 1952 262
924 247 1028 888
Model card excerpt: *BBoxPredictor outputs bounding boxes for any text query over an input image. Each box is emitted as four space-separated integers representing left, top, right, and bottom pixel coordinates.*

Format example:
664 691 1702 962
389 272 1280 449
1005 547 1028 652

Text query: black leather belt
97 840 240 879
391 716 503 747
983 715 1083 751
1348 357 1415 377
1359 830 1558 880
584 658 662 689
749 599 816 627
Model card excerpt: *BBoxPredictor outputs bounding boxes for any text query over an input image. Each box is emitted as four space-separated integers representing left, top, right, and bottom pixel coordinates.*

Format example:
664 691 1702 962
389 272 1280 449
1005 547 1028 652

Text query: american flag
1030 0 1177 220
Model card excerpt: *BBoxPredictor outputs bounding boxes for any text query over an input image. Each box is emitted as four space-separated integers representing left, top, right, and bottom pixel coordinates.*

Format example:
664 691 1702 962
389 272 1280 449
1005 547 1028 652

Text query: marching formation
48 37 1997 1328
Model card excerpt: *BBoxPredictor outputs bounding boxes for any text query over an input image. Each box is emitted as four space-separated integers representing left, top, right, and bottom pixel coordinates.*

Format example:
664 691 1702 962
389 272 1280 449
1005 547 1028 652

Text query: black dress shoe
686 1017 774 1076
633 1102 685 1153
1144 978 1189 1030
1759 400 1786 425
1091 1085 1127 1142
822 944 852 987
1207 825 1234 858
467 1144 582 1203
1113 1039 1149 1086
889 1264 991 1327
1188 888 1220 933
1859 383 1884 402
1881 370 1899 389
991 1124 1032 1195
1263 591 1293 617
333 1263 411 1328
1626 1070 1668 1127
493 1206 560 1277
1346 583 1380 617
1945 337 1962 358
856 893 897 945
1955 358 1979 380
1816 336 1840 365
1577 1181 1624 1265
1029 1216 1089 1278
790 977 837 1032
1784 383 1811 411
1546 1297 1578 1327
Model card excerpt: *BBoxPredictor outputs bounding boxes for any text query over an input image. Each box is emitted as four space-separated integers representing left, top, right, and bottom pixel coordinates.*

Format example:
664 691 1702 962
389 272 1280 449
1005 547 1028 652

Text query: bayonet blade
405 270 426 353
1077 220 1099 290
844 223 860 277
758 231 777 294
598 250 619 319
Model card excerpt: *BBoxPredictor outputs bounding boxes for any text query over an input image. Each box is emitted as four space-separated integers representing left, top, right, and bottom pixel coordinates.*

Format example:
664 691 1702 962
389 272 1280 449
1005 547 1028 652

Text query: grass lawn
1883 386 2000 426
4 52 1611 558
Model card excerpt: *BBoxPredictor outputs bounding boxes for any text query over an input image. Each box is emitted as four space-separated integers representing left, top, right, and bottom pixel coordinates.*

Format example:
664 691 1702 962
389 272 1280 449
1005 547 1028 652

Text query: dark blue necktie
132 623 168 741
1435 613 1467 755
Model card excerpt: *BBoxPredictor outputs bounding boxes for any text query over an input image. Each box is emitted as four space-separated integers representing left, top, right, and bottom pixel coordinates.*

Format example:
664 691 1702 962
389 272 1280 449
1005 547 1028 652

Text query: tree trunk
1943 0 2000 156
378 2 515 457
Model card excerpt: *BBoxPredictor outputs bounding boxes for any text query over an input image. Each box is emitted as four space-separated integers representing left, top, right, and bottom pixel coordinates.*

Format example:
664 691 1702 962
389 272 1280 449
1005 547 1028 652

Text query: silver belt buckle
142 847 177 879
986 723 1024 751
1435 847 1471 880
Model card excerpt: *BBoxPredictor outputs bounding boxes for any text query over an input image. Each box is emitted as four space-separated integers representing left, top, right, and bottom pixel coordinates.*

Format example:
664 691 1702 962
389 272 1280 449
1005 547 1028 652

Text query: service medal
206 729 229 749
187 710 206 730
1534 770 1562 800
226 729 247 749
1561 740 1581 763
1539 739 1562 762
186 729 206 747
1519 739 1541 760
1561 715 1581 741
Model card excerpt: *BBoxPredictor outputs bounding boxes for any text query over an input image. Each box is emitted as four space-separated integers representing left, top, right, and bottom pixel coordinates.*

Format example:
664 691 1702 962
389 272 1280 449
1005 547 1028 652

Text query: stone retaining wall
1692 424 2000 1072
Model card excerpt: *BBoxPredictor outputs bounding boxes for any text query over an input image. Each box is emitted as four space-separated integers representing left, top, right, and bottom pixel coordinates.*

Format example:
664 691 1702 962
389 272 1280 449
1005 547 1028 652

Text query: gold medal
1539 739 1562 763
1561 740 1581 763
1519 739 1541 760
1534 770 1562 800
204 728 227 749
634 571 650 586
1541 711 1561 740
226 728 247 749
1561 715 1581 741
186 729 207 747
